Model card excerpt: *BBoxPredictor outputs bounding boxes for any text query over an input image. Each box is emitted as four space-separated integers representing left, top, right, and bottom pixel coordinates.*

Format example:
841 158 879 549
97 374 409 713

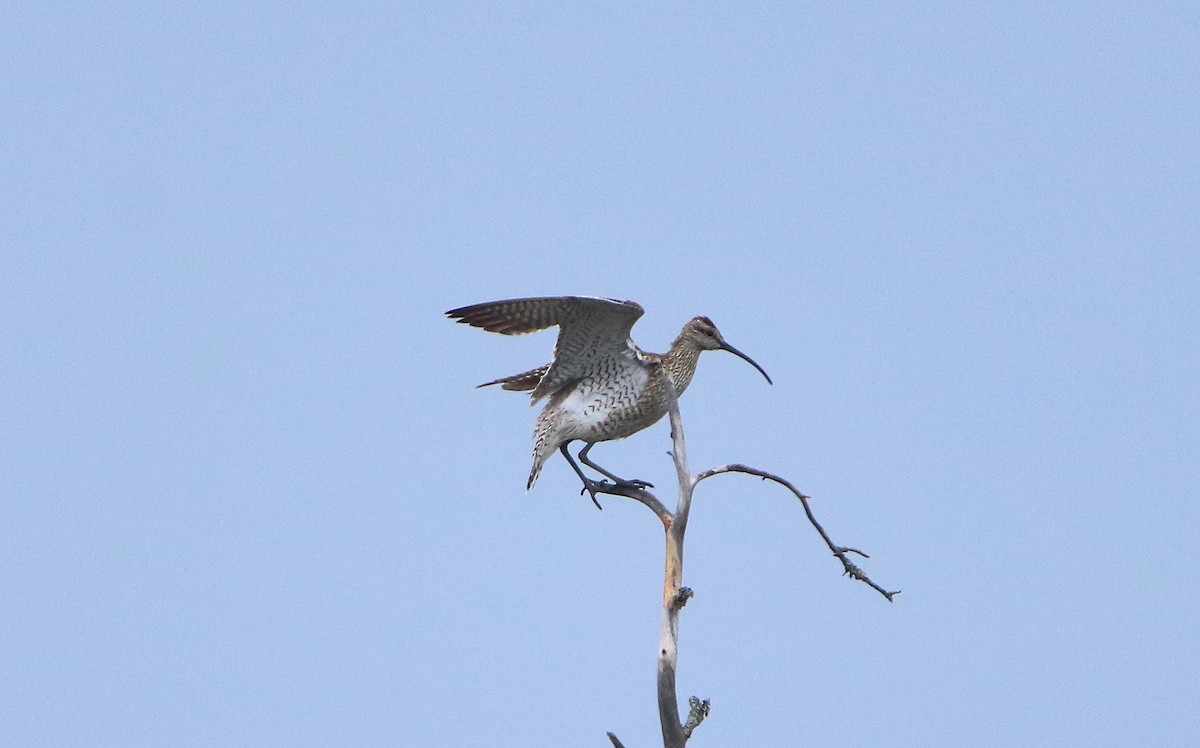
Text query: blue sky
4 2 1198 746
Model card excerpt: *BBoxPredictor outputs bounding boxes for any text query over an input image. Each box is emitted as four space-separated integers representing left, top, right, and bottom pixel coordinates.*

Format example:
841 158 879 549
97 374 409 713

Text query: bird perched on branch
447 296 772 507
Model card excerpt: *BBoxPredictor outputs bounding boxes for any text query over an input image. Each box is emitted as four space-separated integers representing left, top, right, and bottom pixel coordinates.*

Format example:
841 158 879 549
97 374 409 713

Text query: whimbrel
446 296 772 506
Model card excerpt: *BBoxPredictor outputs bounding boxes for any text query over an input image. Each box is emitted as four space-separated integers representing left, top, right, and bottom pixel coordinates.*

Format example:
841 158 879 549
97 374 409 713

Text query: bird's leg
578 443 654 489
558 443 607 510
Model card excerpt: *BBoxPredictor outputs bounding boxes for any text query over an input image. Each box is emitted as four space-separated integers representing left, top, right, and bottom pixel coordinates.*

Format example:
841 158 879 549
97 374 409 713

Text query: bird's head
683 316 772 384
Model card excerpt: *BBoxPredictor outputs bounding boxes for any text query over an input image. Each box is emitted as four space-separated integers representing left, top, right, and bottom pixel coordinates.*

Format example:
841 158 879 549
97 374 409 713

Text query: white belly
556 366 655 442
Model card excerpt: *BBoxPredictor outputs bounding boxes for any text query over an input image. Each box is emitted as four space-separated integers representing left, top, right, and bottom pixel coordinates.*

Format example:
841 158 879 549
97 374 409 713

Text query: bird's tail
527 409 561 489
478 364 550 395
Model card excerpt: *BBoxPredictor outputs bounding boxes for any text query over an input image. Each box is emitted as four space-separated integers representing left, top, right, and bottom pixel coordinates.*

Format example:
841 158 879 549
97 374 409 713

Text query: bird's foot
578 477 655 510
617 478 654 490
579 479 608 510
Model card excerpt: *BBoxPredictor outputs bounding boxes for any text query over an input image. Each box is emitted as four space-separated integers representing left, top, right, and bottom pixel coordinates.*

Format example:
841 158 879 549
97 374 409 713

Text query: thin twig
694 464 900 602
606 732 627 748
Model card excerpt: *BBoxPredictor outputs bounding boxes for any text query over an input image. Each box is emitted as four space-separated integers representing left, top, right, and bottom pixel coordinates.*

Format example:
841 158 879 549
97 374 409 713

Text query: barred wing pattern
477 364 551 392
446 297 646 402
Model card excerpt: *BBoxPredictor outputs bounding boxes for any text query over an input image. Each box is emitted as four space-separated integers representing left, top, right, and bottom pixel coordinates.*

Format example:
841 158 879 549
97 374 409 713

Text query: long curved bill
720 342 773 385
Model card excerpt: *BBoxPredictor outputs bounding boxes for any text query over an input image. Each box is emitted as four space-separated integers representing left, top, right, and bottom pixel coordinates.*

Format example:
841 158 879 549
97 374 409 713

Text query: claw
579 479 607 510
573 473 652 510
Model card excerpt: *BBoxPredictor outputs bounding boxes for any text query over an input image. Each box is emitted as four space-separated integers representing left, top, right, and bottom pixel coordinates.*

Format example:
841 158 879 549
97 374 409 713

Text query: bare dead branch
656 379 695 748
694 464 900 602
606 392 898 745
586 481 674 529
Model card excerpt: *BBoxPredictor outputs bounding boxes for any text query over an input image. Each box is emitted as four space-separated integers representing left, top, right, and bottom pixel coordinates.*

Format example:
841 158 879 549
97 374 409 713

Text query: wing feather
447 296 646 402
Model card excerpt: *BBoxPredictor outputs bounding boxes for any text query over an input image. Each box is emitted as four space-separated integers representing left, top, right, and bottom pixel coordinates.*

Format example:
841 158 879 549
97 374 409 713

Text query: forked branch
695 464 900 602
605 388 897 746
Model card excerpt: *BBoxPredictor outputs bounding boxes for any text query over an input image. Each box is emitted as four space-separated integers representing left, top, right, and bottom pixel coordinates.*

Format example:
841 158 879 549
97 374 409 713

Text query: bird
446 296 772 507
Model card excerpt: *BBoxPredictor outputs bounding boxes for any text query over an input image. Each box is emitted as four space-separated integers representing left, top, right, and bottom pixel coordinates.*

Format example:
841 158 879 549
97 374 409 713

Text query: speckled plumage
447 296 772 501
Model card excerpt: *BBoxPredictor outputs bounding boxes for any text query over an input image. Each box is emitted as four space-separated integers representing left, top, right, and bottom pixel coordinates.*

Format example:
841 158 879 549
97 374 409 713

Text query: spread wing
446 296 646 402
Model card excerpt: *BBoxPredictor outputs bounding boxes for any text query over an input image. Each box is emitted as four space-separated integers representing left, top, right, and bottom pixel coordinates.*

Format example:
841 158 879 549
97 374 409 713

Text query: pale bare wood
656 379 690 748
450 298 896 746
605 383 896 746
